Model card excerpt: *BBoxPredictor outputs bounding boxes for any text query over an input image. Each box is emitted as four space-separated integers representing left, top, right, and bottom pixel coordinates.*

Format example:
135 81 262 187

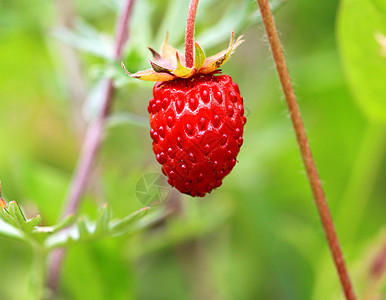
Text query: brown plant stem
46 0 136 294
184 0 199 68
255 0 356 299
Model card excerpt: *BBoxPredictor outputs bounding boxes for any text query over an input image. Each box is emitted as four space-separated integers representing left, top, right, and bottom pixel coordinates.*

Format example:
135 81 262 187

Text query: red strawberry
149 74 246 196
123 32 245 196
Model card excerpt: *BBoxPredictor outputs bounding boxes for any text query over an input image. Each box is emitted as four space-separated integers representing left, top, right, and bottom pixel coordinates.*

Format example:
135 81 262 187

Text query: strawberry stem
185 0 199 68
256 0 356 299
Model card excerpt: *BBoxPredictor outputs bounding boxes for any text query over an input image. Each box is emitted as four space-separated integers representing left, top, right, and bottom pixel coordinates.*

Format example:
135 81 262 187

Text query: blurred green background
0 0 385 299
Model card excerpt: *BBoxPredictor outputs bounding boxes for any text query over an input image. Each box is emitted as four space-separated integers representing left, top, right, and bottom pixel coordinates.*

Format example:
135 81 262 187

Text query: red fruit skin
148 74 246 197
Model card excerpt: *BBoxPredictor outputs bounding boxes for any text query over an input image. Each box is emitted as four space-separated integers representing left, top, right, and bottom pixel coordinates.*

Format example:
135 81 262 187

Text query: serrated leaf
111 207 150 234
194 42 206 70
94 204 110 235
8 201 26 226
35 214 75 234
25 215 42 230
53 214 76 233
173 52 195 78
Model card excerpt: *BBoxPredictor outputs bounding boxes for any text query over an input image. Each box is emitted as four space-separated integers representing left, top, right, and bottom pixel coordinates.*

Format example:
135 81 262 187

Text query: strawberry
123 33 245 197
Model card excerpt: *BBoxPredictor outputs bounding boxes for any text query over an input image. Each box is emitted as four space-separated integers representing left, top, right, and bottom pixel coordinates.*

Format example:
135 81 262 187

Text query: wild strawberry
123 33 245 197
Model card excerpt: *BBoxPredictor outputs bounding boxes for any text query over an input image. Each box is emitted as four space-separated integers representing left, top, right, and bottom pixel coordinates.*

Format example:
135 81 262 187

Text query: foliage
0 0 384 299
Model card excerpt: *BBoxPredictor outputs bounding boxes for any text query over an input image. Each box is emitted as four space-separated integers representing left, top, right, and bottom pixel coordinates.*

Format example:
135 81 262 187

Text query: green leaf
24 215 42 230
337 0 386 122
194 43 206 70
111 207 150 235
0 218 23 240
35 214 75 234
7 201 26 226
94 204 111 235
77 217 91 240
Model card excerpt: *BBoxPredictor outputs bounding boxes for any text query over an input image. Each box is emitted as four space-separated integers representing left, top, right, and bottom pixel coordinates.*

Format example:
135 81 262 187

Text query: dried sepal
161 32 177 65
121 63 175 81
149 60 173 74
148 47 162 60
122 31 243 81
200 32 244 74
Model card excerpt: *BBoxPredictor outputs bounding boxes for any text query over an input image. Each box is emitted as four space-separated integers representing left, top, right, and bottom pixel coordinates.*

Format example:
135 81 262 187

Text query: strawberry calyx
122 32 244 81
